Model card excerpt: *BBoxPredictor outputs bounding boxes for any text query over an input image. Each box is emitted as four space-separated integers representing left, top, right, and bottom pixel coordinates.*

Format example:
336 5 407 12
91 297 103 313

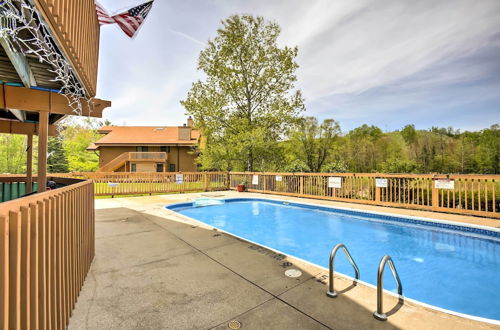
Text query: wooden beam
26 134 33 194
0 39 37 87
0 121 58 136
37 112 49 193
2 85 111 118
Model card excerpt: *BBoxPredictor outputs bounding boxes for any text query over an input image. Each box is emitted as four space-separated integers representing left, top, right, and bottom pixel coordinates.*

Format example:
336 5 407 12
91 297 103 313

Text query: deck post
37 111 49 192
203 172 209 191
299 175 304 195
26 134 33 193
431 179 439 210
375 187 381 202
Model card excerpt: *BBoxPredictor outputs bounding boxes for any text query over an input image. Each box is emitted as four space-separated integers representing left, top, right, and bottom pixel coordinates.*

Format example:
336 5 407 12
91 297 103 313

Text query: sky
97 0 500 132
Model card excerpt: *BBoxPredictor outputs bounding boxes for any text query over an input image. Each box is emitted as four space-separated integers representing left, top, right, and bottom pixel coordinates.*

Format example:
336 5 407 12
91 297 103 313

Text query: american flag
95 1 154 38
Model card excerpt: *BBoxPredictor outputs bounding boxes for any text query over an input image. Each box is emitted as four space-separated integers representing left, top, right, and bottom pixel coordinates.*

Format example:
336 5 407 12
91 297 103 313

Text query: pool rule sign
328 177 342 188
376 178 388 188
434 178 455 190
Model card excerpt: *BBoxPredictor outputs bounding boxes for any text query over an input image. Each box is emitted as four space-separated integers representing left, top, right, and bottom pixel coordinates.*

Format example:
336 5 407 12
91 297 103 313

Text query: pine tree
47 136 69 173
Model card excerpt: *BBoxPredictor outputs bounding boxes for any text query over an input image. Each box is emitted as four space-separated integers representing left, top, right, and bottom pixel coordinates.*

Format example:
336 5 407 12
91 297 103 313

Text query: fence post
203 173 209 192
299 175 304 195
375 187 381 202
431 178 439 210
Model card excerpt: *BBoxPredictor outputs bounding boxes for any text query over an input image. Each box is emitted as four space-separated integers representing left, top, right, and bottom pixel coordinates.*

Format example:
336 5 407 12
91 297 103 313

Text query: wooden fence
53 171 500 218
65 172 230 196
0 179 94 329
230 172 500 218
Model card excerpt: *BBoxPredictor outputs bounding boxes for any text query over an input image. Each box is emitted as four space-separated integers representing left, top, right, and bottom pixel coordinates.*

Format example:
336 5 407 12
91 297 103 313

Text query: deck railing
52 171 500 218
230 172 499 218
69 172 229 196
98 152 168 172
0 178 95 329
33 0 100 96
129 152 167 161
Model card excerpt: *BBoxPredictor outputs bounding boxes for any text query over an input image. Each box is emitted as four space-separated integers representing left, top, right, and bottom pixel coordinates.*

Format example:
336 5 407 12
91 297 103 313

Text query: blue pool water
167 198 500 321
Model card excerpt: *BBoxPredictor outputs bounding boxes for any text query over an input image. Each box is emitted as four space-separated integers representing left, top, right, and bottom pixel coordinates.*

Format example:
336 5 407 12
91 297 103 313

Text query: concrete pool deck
68 192 499 330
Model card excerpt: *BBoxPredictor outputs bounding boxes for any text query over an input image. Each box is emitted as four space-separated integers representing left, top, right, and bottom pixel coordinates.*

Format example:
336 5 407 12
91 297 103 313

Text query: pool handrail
373 255 403 321
326 243 360 298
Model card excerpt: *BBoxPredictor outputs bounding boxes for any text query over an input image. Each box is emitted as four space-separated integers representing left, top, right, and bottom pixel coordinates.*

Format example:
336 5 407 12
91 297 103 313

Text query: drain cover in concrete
228 320 241 329
285 269 302 278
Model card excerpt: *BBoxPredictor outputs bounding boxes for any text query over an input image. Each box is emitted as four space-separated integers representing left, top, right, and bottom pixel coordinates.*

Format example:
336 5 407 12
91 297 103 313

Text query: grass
93 181 226 197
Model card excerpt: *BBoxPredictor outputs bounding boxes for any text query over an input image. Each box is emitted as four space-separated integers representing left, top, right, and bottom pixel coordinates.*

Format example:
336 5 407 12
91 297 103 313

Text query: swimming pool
166 198 500 322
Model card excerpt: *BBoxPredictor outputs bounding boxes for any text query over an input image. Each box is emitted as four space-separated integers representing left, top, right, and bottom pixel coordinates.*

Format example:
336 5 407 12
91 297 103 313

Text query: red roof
92 126 200 148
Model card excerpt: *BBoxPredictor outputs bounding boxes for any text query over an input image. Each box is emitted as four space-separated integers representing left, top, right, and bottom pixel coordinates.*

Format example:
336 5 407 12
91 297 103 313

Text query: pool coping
164 196 500 326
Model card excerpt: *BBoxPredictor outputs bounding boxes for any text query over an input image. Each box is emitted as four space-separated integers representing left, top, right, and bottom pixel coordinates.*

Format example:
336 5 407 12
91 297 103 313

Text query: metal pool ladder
373 255 403 321
326 243 360 298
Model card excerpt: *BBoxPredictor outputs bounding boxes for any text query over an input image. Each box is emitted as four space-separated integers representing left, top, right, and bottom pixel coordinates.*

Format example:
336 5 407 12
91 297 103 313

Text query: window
160 146 170 152
156 163 164 172
131 163 137 172
169 164 176 172
136 146 148 152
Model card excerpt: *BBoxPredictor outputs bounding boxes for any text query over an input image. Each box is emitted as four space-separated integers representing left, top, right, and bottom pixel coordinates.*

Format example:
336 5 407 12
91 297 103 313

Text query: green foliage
0 133 31 174
48 136 69 173
60 118 105 172
283 159 310 173
401 124 417 145
288 117 341 172
284 122 499 174
321 161 348 173
181 15 304 171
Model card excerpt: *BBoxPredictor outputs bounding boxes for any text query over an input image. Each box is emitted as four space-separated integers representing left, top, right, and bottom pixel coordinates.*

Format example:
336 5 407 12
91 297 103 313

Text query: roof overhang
94 143 198 147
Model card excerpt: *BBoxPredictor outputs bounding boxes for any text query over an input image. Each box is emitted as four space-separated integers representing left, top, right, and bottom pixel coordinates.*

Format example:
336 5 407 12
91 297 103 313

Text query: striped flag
95 1 154 38
95 2 115 25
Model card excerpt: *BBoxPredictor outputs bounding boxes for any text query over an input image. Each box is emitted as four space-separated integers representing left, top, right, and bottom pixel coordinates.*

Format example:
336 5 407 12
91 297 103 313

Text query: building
1 1 111 328
89 118 200 172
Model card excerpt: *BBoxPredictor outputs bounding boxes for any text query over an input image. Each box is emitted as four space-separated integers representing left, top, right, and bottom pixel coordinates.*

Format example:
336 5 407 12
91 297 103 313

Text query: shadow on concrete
386 297 405 317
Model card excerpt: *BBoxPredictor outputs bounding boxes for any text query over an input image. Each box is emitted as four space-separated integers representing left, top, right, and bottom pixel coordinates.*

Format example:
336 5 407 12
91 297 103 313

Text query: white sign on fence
252 175 259 185
276 175 282 182
328 177 342 188
435 179 454 190
375 178 388 188
108 182 119 188
176 174 184 184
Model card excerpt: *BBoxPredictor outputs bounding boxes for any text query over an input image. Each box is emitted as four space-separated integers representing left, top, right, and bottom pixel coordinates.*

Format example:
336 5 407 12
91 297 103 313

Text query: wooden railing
0 179 95 329
52 171 500 218
0 175 83 202
129 152 167 161
230 172 500 218
71 172 229 196
33 0 100 96
98 152 168 172
97 153 130 173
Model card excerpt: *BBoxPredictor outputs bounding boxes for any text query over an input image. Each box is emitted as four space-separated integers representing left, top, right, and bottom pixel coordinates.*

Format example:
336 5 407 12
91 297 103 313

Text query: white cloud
95 0 500 130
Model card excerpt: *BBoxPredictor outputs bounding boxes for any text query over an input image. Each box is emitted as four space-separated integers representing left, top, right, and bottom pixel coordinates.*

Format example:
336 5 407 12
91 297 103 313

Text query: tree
0 133 29 174
346 124 383 172
401 124 417 145
47 136 69 173
181 15 304 171
289 117 341 172
59 117 107 172
476 124 499 174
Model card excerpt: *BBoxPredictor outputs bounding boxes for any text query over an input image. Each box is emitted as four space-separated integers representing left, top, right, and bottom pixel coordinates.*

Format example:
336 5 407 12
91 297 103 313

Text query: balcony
33 0 100 97
98 152 168 172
